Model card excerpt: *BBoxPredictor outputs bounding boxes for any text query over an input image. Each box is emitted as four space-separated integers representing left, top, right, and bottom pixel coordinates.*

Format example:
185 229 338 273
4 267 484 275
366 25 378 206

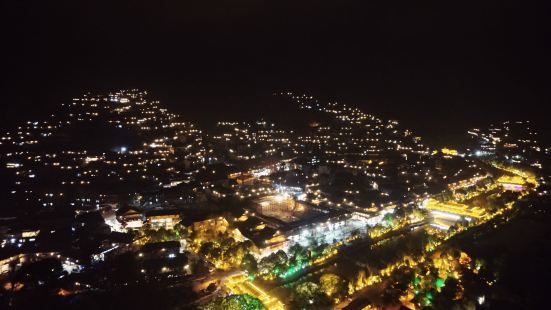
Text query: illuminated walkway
225 275 285 310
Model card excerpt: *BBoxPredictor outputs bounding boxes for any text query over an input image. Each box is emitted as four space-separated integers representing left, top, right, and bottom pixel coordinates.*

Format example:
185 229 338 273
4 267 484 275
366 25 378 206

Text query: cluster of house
0 190 387 282
116 207 182 230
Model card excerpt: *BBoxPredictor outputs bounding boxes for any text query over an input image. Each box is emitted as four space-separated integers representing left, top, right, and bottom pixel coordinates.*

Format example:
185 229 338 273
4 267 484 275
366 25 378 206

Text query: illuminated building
145 210 181 230
497 175 526 191
256 195 306 223
189 217 244 242
1 229 40 246
0 252 82 275
236 173 255 185
238 210 378 257
423 198 486 219
190 217 229 239
116 206 144 229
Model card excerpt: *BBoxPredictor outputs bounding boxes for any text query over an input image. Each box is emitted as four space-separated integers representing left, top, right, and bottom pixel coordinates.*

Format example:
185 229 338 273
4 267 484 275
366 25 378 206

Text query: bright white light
430 210 461 221
420 199 429 209
430 223 450 230
274 194 288 202
478 295 485 305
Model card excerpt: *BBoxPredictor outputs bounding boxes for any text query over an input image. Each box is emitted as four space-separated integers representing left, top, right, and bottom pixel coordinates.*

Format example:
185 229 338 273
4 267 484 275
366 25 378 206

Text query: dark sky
2 1 550 138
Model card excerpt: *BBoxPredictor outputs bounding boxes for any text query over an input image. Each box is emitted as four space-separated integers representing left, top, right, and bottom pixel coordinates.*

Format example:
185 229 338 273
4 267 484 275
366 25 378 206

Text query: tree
320 273 346 298
383 213 395 228
241 254 258 274
258 256 276 275
274 250 288 265
293 281 331 309
296 281 321 299
432 278 460 309
355 269 367 288
314 243 329 257
368 224 388 238
200 294 266 310
227 243 246 266
289 244 308 262
173 223 188 240
394 206 407 219
412 208 429 221
199 242 217 258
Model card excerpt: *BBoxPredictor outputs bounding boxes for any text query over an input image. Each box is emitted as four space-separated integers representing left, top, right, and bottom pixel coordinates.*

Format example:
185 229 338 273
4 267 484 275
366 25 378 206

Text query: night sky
2 1 550 139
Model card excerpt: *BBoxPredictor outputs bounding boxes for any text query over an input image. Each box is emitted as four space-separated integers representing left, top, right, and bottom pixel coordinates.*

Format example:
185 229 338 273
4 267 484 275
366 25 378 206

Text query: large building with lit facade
145 210 181 230
236 206 384 257
497 175 526 191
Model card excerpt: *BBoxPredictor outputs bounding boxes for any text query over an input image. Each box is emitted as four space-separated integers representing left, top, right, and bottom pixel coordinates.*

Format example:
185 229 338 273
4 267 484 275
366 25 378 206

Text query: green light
435 278 445 289
280 261 308 279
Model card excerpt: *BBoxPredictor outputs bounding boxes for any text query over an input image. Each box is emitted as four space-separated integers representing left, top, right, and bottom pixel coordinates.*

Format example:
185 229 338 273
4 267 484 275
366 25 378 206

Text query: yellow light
441 148 458 156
